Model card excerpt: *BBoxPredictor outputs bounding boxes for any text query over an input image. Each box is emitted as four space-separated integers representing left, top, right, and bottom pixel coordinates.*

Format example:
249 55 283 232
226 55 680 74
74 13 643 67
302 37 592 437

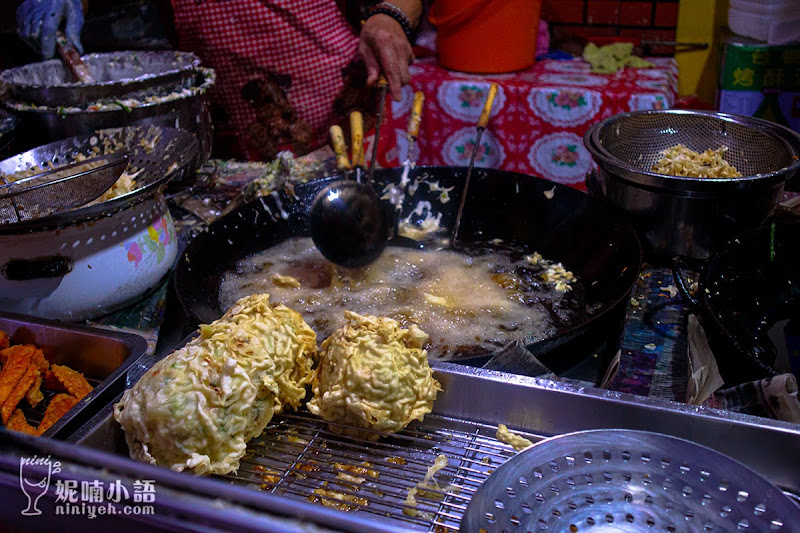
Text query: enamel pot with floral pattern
0 193 177 321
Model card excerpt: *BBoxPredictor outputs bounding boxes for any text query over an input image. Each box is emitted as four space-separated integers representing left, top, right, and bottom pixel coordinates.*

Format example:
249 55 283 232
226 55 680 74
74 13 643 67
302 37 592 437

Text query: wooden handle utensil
56 31 93 83
408 91 425 140
477 83 498 130
350 111 365 169
330 125 350 171
366 75 390 185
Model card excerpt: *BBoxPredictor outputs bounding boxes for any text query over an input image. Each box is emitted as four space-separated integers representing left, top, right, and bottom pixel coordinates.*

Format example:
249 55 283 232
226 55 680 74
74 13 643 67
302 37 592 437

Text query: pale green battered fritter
114 293 316 475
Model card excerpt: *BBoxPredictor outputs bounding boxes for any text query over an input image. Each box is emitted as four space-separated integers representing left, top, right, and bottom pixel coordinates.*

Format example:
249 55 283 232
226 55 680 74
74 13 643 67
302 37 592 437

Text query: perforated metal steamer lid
589 110 800 181
461 429 799 532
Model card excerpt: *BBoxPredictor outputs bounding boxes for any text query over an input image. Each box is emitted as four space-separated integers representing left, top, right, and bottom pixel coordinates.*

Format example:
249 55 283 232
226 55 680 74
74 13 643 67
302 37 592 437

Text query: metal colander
0 125 200 225
461 429 799 532
589 110 800 179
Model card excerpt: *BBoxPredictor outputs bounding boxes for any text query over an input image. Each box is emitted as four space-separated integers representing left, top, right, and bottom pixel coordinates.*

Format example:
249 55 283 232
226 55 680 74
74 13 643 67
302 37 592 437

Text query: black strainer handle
672 256 703 310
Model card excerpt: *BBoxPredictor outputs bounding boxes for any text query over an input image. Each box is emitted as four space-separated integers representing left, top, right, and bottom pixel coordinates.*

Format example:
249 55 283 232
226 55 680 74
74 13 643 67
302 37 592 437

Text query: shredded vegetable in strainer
0 128 161 205
652 144 742 178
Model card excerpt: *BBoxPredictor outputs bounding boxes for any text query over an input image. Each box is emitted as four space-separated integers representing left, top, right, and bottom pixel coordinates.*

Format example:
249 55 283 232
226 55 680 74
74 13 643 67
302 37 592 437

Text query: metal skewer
395 91 425 212
403 92 425 174
451 83 498 245
366 76 389 186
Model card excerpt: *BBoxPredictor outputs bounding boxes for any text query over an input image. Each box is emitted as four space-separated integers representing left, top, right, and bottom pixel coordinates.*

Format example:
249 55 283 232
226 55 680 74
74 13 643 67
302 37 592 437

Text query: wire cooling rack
219 411 545 531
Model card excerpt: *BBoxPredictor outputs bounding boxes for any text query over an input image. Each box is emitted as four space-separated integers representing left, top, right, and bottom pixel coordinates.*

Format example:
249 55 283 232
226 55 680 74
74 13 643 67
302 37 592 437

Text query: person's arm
359 0 423 101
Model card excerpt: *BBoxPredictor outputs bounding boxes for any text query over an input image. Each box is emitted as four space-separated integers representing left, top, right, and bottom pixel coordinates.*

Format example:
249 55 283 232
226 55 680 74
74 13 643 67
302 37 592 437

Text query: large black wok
173 167 642 374
675 217 800 385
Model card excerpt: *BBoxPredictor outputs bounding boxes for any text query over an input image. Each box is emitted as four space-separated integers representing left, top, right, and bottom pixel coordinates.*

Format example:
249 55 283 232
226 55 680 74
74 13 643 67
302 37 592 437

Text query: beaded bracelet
365 2 414 42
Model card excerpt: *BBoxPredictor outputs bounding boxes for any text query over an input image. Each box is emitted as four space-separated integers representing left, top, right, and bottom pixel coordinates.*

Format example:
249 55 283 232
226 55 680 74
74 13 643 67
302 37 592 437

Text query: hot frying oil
219 238 583 360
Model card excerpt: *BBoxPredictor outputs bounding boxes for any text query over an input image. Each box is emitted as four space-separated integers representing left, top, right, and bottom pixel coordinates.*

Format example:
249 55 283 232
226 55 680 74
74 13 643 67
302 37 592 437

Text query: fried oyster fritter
308 311 441 440
114 293 317 475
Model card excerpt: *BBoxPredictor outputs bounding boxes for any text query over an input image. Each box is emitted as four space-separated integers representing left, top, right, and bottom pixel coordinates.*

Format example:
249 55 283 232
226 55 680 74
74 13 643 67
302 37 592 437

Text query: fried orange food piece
0 346 35 405
6 409 39 436
49 364 93 400
32 349 49 373
25 374 44 408
0 330 8 351
2 364 40 424
37 394 79 434
1 343 36 366
43 369 63 391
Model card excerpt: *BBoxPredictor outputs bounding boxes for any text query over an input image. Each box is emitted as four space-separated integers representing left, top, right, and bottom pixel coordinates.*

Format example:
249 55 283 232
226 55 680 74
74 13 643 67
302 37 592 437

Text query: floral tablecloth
376 57 678 190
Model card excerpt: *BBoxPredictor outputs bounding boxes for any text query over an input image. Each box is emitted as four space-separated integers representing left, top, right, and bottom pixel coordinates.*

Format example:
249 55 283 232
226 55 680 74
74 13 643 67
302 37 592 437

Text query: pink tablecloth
376 57 678 190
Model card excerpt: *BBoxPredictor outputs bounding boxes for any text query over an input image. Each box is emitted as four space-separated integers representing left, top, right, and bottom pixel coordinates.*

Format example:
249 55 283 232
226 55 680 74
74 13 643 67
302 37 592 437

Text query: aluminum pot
0 50 201 107
584 110 800 260
4 68 214 168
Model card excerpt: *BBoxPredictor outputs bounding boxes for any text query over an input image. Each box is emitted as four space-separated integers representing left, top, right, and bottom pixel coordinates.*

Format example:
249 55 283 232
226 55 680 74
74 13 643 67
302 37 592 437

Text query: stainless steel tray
0 51 201 107
62 362 800 532
0 310 148 439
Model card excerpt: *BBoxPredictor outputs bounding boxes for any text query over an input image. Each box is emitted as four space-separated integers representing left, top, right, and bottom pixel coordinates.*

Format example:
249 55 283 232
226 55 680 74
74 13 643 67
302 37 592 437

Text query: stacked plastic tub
728 0 800 45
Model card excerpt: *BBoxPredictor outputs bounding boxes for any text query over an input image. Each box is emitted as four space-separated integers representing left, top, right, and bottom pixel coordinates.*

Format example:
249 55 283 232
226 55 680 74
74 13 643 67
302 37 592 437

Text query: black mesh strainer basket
583 110 800 259
462 429 800 532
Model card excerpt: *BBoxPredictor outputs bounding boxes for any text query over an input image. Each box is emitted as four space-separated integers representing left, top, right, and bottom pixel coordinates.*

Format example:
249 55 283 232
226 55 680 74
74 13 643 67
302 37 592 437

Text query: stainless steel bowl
5 68 215 169
584 110 800 259
0 50 201 107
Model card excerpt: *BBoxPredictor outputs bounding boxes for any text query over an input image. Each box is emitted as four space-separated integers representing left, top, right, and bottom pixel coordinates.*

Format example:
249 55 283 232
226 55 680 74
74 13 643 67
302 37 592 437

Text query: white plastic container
731 0 797 16
728 0 800 45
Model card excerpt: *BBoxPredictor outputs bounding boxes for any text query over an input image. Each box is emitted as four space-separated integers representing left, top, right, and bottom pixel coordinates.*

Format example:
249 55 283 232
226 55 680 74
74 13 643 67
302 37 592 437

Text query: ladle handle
477 83 498 130
350 111 365 169
330 125 351 171
408 91 425 141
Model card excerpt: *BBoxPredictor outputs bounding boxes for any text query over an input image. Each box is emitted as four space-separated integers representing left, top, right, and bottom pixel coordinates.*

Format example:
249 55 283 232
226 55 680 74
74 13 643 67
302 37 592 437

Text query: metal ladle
310 78 392 268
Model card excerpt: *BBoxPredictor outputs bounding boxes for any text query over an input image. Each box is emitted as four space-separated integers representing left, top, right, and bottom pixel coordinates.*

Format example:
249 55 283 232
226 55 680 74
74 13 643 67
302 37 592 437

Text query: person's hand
17 0 84 59
359 14 414 102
